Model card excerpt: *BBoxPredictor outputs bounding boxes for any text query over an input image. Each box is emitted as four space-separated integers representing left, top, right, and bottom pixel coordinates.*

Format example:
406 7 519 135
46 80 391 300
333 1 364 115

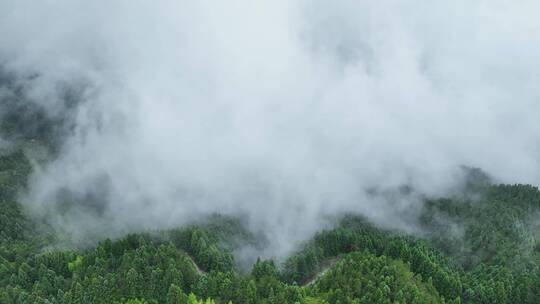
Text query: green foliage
0 149 31 203
2 148 540 303
421 183 540 304
310 251 444 303
67 255 83 272
281 215 462 301
168 226 235 273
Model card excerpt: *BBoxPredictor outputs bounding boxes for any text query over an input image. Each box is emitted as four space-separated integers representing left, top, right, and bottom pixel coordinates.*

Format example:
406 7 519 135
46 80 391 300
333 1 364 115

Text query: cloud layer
1 0 540 257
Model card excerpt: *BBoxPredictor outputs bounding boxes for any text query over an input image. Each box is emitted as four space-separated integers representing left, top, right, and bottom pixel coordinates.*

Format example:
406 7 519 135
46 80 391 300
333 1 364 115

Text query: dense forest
2 1 540 303
1 82 540 302
1 143 540 304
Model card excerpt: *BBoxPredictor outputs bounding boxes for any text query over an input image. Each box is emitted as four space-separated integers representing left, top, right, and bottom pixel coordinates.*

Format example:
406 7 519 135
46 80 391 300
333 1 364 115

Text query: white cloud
1 0 539 258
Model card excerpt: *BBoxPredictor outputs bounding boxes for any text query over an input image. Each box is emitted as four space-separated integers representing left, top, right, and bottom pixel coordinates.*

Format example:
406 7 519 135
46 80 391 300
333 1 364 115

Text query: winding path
182 251 341 287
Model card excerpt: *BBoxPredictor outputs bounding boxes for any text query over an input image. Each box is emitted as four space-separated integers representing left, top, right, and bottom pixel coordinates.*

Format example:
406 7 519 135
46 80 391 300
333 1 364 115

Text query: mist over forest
1 1 540 304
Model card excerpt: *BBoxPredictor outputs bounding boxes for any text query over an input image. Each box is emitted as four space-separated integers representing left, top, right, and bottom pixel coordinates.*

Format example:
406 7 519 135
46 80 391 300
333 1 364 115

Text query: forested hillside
3 0 540 302
1 148 540 304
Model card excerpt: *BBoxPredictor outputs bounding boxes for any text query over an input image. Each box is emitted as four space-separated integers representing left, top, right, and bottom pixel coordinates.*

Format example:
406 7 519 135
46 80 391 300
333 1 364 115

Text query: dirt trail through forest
185 254 205 275
183 252 340 284
303 257 339 286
